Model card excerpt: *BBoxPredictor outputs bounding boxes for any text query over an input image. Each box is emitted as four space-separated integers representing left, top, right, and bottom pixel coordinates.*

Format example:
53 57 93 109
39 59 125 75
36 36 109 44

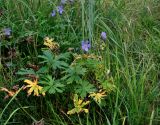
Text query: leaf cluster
16 48 115 101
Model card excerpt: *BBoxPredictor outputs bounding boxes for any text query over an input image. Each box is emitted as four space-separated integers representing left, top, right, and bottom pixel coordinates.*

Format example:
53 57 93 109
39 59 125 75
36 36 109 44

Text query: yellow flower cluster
89 90 107 104
67 90 107 115
24 79 45 96
44 37 59 51
67 94 90 115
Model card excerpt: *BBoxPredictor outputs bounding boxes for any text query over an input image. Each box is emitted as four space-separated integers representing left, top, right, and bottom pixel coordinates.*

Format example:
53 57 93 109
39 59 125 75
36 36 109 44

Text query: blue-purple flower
81 40 91 52
51 10 56 17
3 28 11 36
57 5 64 15
69 0 74 4
101 32 107 41
61 0 67 4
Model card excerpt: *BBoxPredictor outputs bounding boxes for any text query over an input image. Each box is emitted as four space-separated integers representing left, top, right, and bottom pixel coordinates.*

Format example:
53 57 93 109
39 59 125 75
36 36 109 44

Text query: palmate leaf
55 52 70 60
36 66 49 74
16 68 37 81
38 50 54 64
63 65 86 84
40 75 65 94
51 59 68 70
38 50 69 70
75 81 96 98
16 66 49 81
16 68 36 75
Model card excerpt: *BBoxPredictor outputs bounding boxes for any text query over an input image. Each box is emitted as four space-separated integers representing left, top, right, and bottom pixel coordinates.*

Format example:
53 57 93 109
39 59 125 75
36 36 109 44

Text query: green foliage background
0 0 160 125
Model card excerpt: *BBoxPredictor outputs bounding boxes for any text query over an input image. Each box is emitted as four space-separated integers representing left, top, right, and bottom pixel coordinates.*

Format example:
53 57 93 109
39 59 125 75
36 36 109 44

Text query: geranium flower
69 0 74 3
51 10 56 17
101 32 107 41
81 40 91 52
57 5 64 15
61 0 67 4
3 28 11 36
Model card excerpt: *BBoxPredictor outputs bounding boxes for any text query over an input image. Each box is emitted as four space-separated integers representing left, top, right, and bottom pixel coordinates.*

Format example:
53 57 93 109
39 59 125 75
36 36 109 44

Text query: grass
0 0 160 124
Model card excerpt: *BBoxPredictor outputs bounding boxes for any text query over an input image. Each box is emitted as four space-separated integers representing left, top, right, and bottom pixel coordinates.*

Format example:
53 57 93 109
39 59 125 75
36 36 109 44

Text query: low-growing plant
15 36 115 116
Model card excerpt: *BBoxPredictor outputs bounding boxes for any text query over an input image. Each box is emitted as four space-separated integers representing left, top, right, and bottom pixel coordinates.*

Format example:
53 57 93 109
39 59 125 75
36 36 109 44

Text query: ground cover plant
0 0 160 124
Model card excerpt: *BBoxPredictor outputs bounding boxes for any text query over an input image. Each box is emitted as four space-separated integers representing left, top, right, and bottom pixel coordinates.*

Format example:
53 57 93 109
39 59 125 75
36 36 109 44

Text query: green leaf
63 65 86 84
16 68 36 75
16 66 49 81
16 68 37 81
101 80 116 93
55 52 70 60
75 81 96 98
36 66 49 74
40 75 65 94
38 50 54 65
38 50 69 70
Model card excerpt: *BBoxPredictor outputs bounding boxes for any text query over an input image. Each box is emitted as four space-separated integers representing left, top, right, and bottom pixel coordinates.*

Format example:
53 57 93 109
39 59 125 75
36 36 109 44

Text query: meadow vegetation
0 0 160 124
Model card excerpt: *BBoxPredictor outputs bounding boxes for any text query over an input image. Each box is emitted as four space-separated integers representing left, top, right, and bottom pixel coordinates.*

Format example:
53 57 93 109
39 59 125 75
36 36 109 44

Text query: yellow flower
24 79 45 96
89 90 106 104
44 37 59 51
67 94 90 115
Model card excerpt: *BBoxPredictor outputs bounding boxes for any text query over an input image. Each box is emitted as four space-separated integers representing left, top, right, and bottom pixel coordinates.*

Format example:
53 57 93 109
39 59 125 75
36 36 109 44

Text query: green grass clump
0 0 160 124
